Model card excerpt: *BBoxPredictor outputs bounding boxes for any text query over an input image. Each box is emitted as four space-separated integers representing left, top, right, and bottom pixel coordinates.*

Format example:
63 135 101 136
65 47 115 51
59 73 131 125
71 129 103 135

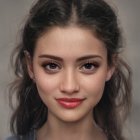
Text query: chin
56 110 92 123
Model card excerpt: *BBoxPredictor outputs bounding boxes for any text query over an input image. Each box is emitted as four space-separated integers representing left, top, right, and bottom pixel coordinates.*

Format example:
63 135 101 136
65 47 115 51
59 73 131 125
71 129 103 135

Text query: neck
37 111 106 140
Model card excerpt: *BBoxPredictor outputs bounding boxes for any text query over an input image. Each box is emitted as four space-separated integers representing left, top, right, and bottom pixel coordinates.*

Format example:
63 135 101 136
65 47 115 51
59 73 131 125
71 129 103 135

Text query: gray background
0 0 139 140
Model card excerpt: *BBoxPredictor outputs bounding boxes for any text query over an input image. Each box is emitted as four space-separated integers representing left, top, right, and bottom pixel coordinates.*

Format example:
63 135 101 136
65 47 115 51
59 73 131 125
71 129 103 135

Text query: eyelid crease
79 59 100 66
41 62 62 74
41 60 62 69
41 59 61 66
40 59 100 69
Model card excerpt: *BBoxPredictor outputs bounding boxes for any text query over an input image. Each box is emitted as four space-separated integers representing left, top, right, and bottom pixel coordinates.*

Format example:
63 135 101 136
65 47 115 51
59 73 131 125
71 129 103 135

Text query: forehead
34 26 107 60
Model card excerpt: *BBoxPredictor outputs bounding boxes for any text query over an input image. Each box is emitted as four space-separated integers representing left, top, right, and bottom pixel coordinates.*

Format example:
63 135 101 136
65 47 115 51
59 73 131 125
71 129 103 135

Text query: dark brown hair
9 0 132 140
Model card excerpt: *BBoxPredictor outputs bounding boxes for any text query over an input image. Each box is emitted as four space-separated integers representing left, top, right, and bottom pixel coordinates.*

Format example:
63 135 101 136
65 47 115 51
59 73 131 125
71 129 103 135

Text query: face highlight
27 26 114 123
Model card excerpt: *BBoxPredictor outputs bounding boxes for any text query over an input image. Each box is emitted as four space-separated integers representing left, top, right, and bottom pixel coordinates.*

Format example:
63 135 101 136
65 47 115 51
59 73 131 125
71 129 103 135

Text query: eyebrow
39 54 63 61
77 55 103 61
38 54 103 62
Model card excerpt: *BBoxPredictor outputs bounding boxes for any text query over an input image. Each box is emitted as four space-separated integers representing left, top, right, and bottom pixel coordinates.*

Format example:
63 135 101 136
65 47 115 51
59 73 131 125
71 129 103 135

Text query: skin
26 26 114 140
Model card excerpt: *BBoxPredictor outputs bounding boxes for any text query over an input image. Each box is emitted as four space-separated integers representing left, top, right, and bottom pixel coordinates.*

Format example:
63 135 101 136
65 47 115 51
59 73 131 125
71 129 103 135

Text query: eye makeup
79 60 100 74
41 60 62 74
38 54 102 75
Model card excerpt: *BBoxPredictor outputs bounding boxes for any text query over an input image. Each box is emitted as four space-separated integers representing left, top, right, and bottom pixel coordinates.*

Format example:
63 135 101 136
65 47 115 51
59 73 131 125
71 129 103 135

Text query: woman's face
27 26 114 122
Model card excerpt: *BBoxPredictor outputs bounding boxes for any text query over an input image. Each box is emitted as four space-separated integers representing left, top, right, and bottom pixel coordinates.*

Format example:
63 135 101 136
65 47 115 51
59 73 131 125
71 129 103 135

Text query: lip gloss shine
56 98 85 109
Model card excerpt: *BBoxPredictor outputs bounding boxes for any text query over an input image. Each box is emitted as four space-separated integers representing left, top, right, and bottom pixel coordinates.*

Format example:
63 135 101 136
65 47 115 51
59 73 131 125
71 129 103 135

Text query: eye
80 61 99 74
42 62 61 73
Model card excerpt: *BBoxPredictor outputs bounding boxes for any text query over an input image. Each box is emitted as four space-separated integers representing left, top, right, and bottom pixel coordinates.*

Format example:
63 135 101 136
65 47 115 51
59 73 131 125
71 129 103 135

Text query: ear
106 55 117 81
106 66 115 81
24 51 34 80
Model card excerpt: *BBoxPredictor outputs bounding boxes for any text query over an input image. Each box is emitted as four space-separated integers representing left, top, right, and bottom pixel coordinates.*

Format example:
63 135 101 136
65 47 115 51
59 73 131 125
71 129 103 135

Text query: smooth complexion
26 26 114 140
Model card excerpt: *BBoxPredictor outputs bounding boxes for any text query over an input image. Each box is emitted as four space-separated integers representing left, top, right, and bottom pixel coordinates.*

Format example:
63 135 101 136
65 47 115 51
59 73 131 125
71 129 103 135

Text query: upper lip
56 98 85 102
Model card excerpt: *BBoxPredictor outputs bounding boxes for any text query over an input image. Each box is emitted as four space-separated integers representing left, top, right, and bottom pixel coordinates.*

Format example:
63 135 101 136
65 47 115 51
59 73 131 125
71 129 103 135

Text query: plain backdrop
0 0 140 140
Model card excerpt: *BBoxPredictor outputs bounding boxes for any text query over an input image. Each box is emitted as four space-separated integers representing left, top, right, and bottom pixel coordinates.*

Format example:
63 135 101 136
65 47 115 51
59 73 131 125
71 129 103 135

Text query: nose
60 70 80 94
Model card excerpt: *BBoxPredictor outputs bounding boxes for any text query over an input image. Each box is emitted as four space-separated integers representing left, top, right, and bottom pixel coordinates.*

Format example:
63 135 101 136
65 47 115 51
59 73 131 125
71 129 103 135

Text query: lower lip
56 100 84 109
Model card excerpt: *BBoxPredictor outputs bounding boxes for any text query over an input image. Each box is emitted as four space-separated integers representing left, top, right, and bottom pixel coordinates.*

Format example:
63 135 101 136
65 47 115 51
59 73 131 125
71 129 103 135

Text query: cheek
81 72 107 100
35 74 60 107
34 71 60 97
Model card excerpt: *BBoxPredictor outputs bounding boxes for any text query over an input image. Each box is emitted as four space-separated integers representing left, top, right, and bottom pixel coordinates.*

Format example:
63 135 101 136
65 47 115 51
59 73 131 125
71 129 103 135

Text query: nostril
60 70 80 94
60 81 80 94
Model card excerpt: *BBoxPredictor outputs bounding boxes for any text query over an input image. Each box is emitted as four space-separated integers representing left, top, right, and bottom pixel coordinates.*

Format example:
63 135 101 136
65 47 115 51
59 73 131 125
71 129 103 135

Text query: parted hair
9 0 132 140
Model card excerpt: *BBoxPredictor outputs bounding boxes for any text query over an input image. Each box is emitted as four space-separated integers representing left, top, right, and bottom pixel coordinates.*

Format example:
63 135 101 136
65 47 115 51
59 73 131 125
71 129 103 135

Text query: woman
7 0 132 140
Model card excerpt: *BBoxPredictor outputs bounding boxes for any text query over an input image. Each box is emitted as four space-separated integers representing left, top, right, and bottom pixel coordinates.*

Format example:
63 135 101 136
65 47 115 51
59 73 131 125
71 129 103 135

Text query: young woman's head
10 0 132 140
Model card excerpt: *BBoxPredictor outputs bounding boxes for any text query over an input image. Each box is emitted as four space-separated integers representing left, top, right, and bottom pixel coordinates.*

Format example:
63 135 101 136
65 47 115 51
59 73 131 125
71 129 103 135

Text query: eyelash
80 61 99 74
41 60 100 74
41 61 61 73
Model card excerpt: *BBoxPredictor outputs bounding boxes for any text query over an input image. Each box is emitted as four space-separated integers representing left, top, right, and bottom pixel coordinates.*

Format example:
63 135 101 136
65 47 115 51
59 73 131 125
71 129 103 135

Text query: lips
56 98 85 109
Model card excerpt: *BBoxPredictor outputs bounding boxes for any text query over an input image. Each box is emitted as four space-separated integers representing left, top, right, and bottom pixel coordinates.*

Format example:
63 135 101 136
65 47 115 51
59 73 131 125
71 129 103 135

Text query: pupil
50 63 57 69
85 63 92 69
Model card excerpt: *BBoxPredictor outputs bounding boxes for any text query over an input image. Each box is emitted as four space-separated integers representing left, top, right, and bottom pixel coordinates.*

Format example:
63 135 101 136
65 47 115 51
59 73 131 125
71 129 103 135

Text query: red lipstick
56 98 85 109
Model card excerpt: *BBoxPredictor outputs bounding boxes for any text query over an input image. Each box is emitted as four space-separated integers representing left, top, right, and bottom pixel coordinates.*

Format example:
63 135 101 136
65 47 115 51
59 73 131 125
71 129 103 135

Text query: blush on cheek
36 83 52 96
35 76 59 96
